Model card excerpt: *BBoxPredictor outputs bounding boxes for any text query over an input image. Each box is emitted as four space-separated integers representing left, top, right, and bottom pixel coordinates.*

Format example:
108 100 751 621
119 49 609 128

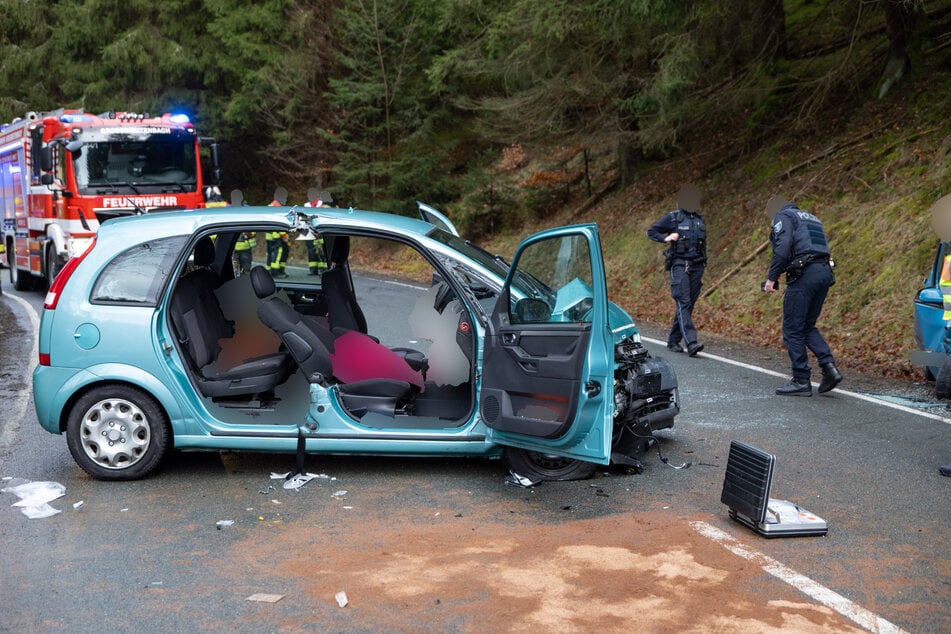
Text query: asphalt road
0 278 949 633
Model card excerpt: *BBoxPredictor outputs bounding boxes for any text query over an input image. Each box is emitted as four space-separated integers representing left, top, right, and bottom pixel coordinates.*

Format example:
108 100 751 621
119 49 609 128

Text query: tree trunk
751 0 787 60
617 137 641 188
878 0 922 97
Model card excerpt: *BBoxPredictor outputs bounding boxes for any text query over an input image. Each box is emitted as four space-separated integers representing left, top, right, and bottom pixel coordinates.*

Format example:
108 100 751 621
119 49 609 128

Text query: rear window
91 235 189 304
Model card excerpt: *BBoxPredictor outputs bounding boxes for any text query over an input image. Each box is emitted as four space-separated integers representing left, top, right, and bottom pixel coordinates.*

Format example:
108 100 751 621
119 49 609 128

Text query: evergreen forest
1 0 950 377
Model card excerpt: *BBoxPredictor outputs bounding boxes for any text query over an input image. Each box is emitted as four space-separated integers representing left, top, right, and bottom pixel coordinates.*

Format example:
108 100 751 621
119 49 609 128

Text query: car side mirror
513 298 551 323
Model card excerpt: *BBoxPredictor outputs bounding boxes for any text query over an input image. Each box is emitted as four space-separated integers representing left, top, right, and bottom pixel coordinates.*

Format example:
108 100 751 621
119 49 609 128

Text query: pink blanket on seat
330 330 424 388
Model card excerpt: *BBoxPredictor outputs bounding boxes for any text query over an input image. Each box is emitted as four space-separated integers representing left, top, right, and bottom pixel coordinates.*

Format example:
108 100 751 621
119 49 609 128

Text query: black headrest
193 236 215 268
329 236 350 265
250 266 275 298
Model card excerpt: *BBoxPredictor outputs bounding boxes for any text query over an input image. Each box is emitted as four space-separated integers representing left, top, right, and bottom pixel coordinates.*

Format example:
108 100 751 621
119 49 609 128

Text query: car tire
66 384 171 481
502 447 598 481
936 355 951 400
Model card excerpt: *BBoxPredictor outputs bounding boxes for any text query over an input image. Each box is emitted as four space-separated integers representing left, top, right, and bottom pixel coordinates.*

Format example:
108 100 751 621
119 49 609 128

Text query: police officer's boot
776 379 812 396
818 363 842 394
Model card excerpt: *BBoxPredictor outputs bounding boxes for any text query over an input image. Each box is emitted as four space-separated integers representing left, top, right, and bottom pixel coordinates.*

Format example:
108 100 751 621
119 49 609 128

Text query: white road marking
365 276 427 291
642 335 951 424
691 521 910 634
0 292 40 449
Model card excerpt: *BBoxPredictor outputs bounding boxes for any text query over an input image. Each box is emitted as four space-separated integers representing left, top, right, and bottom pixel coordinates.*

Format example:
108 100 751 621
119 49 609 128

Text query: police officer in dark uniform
763 196 842 396
648 183 707 356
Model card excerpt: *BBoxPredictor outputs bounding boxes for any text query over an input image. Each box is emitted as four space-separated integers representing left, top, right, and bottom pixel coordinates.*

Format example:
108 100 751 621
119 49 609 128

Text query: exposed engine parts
611 338 679 468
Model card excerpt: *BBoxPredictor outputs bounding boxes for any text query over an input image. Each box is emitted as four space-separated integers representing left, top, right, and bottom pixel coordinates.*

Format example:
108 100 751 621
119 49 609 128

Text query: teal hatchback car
34 205 678 480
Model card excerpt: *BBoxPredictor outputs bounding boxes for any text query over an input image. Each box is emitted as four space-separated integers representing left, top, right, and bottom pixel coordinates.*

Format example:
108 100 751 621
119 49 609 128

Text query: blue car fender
33 363 189 435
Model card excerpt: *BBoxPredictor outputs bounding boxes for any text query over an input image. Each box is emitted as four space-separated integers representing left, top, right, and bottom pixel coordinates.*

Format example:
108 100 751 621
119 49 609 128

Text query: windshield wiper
153 181 188 193
98 178 146 214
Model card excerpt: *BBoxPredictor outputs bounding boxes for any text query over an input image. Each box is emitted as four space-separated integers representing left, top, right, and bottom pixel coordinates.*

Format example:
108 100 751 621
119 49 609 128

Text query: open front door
480 225 613 464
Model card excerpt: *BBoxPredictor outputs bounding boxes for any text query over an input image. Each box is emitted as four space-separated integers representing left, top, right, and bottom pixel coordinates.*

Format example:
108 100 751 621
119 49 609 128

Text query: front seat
321 236 368 333
255 270 414 418
320 235 427 373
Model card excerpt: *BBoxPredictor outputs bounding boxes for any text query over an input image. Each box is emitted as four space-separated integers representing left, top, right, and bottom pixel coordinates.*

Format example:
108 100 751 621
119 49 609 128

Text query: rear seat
169 263 292 400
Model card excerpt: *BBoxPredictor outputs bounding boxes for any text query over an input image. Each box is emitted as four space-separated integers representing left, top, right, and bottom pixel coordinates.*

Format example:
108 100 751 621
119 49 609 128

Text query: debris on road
1 478 66 519
504 471 540 488
246 593 284 603
335 591 349 607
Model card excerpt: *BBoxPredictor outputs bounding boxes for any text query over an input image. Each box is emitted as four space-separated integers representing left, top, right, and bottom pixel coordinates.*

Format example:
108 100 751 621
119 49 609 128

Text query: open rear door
480 225 613 463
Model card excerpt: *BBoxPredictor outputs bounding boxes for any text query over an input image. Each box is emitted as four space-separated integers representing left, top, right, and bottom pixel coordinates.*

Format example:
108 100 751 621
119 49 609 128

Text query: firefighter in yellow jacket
233 232 257 275
303 188 331 275
266 190 289 278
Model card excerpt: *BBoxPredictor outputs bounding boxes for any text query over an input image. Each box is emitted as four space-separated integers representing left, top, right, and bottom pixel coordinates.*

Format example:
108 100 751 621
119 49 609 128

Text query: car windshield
428 227 560 308
72 137 197 194
427 228 509 278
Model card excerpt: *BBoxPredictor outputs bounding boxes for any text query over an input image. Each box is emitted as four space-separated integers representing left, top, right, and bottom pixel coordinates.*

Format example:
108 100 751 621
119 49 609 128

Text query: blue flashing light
169 114 190 124
59 114 92 124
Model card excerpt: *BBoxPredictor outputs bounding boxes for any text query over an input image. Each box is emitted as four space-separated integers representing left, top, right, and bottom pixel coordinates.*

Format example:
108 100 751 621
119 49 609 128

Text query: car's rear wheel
935 355 951 400
502 447 598 481
66 385 171 481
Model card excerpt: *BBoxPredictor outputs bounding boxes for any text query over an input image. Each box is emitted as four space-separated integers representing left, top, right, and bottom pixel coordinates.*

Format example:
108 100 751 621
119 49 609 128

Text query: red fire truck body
0 109 218 289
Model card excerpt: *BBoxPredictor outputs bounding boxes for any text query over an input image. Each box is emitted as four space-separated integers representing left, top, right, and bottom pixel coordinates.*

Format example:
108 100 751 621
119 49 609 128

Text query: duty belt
786 253 830 274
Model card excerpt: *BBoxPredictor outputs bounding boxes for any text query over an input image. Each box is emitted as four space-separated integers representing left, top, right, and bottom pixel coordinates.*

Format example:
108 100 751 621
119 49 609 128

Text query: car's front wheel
66 385 171 481
502 447 598 481
936 355 951 400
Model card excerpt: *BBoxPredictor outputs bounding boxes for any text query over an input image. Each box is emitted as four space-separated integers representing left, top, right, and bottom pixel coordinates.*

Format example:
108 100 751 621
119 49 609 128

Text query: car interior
167 229 477 430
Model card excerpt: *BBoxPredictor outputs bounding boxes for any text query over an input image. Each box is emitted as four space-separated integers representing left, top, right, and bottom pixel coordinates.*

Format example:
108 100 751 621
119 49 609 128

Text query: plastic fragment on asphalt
1 479 66 519
504 471 541 488
216 520 234 527
335 591 349 607
246 593 284 603
283 473 317 490
73 501 84 509
332 490 347 498
270 472 291 480
21 504 61 519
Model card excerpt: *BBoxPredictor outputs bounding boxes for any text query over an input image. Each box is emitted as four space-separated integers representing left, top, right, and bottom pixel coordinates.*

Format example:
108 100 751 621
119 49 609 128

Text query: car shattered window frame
90 235 189 305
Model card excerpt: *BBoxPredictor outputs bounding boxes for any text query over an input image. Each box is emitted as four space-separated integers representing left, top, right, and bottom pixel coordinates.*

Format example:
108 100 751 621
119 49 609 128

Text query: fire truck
0 109 220 289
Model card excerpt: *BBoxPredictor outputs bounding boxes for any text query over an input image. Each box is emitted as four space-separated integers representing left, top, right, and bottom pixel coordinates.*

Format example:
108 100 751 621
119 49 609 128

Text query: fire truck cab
0 109 219 290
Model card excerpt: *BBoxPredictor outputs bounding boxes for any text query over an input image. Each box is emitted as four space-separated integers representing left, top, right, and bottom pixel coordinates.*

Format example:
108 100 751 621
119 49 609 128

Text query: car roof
97 205 438 240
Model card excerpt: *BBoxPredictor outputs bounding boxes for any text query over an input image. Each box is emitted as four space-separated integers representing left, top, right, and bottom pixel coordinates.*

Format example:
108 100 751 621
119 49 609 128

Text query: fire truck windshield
72 135 198 195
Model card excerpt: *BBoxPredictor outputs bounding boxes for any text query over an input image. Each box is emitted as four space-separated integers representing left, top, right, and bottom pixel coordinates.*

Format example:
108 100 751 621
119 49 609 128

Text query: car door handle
503 332 518 345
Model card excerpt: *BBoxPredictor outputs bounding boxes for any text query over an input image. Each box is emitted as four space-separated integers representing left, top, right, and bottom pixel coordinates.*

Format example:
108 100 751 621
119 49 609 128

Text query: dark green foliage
0 0 945 213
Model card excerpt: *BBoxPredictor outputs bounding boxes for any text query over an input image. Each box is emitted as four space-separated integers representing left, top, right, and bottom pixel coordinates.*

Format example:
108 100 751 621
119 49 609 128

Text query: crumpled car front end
610 337 679 469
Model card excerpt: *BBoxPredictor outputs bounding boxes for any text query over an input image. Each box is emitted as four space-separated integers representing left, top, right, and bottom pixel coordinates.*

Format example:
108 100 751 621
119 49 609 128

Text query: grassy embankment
487 78 949 379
